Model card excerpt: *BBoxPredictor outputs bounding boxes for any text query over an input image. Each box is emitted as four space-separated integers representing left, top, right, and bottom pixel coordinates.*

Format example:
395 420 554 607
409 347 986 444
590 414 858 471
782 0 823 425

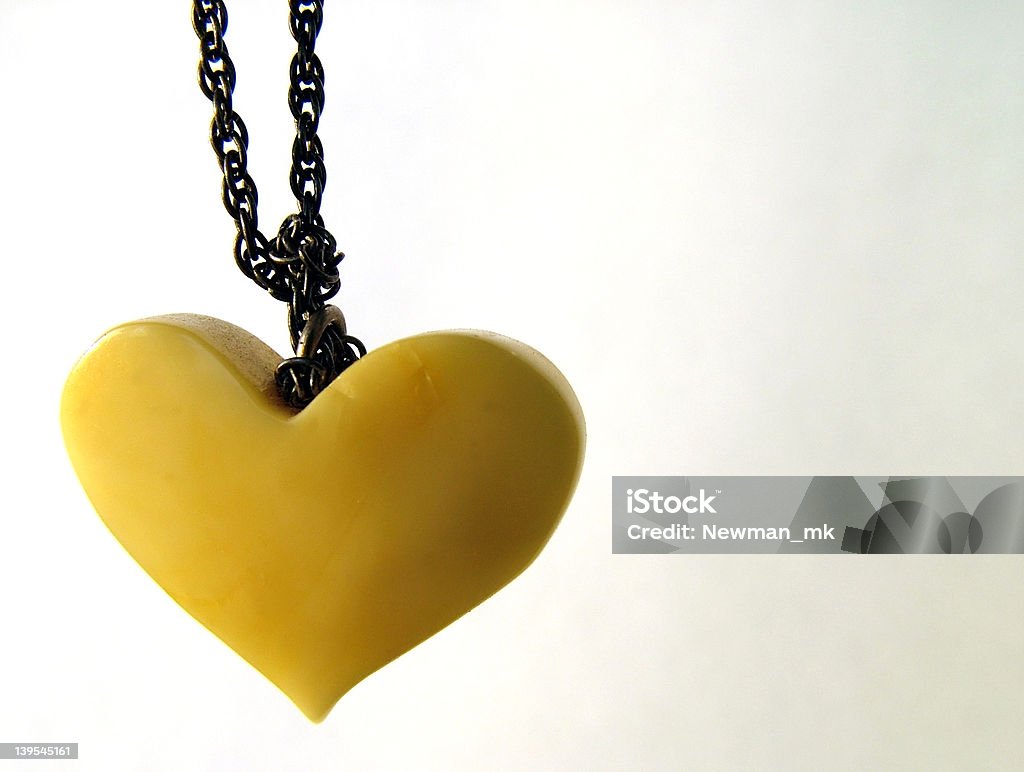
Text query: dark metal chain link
192 0 365 408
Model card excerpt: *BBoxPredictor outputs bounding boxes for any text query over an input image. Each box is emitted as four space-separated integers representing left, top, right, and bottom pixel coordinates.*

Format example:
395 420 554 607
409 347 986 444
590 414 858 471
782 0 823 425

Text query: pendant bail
296 305 347 359
275 304 364 410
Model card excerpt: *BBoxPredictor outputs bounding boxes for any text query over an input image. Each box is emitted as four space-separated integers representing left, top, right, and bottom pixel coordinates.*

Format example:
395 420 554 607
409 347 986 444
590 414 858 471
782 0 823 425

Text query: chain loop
192 0 363 408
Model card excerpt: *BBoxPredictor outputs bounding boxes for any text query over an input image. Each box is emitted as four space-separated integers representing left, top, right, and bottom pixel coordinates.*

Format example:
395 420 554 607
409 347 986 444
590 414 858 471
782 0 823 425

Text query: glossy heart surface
60 314 584 721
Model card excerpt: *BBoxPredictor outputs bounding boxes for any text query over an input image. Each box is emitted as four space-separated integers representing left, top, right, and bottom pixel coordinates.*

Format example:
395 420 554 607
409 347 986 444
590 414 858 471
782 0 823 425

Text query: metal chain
192 0 365 408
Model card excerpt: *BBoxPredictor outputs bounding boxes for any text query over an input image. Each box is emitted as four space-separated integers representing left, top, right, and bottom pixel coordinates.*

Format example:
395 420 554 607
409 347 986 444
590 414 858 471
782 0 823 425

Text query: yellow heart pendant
60 314 584 721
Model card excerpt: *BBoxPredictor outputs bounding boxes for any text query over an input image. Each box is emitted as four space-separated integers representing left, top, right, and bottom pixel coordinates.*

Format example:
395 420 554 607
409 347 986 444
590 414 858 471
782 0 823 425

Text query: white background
2 1 1023 769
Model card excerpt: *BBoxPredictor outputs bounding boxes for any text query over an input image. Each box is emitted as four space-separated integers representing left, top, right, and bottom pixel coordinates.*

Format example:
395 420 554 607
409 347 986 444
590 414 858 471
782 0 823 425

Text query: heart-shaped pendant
60 314 584 721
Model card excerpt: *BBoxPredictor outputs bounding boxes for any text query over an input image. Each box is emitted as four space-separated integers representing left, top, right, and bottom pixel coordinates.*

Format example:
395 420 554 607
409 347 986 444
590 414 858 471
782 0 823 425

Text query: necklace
195 0 364 408
60 1 585 722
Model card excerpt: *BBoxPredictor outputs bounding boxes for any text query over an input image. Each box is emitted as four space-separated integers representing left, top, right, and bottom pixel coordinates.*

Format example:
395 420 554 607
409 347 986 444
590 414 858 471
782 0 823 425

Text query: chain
192 0 365 408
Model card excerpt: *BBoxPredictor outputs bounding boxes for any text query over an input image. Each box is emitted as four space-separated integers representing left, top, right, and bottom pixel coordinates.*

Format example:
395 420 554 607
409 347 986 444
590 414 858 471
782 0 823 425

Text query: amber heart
60 315 584 721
